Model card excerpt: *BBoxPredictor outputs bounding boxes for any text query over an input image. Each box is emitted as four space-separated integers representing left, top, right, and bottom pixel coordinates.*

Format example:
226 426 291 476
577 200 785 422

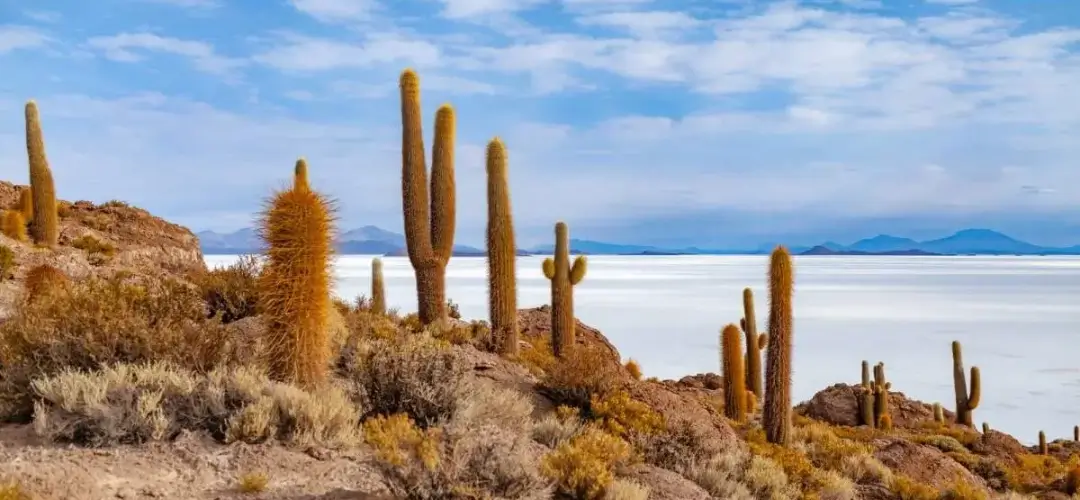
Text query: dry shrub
1004 453 1070 492
30 362 360 448
888 474 940 500
838 453 893 485
913 434 969 454
635 418 722 475
684 450 755 500
364 383 550 500
942 478 989 500
0 275 252 421
604 479 649 500
348 335 469 428
539 346 622 411
0 245 15 281
743 455 799 500
1068 464 1080 494
589 390 664 439
236 471 270 494
817 469 858 500
792 421 878 479
194 255 260 323
71 234 116 264
518 334 557 376
624 359 642 380
533 406 585 449
429 320 493 350
746 426 821 492
540 425 633 500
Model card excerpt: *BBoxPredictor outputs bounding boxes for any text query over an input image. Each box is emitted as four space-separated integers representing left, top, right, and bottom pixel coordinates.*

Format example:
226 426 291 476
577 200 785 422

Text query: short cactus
371 257 386 315
1074 425 1078 442
542 221 586 358
982 422 990 434
933 403 944 424
951 340 981 427
485 138 519 357
24 101 59 247
399 69 456 326
1039 431 1047 455
742 288 765 399
1 210 27 242
17 187 32 223
878 413 893 431
256 161 336 389
721 323 747 422
763 246 793 446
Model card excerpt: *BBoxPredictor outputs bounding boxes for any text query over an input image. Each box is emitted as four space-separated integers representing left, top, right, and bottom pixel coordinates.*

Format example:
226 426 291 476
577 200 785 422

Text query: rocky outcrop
796 383 952 429
517 305 621 364
872 438 989 492
620 464 712 500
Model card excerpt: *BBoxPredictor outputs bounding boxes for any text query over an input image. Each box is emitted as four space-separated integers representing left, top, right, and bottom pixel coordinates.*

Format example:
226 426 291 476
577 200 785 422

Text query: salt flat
206 254 1080 444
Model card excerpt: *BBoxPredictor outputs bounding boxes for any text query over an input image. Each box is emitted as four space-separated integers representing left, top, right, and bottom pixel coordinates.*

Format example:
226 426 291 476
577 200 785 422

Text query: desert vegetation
0 70 1077 500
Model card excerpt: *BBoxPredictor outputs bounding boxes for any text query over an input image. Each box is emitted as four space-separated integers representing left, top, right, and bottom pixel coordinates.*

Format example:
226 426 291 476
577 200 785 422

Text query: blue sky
1 0 1079 248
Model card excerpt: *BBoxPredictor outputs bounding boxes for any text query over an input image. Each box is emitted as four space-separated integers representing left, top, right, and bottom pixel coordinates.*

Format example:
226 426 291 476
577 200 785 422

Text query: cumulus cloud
0 25 51 54
0 0 1078 246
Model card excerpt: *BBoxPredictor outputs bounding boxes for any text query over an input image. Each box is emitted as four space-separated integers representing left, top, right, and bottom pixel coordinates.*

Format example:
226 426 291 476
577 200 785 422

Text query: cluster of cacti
763 246 794 445
256 159 336 389
25 101 59 248
721 323 747 422
485 138 519 356
857 361 892 429
741 288 766 399
951 340 981 427
542 221 586 358
399 69 457 326
371 257 386 315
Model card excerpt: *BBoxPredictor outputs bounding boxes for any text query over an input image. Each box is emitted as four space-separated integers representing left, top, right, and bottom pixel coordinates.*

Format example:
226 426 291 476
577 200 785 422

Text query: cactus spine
1 211 27 242
399 69 456 326
25 101 58 247
721 323 747 422
485 138 518 356
742 288 765 399
1039 431 1047 454
256 161 335 389
371 257 386 315
294 158 309 191
542 221 586 358
951 340 981 427
763 246 793 445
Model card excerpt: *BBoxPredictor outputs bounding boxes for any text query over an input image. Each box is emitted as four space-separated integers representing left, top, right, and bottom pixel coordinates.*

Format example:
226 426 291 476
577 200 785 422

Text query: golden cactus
400 69 456 326
371 257 386 315
721 323 747 422
256 162 336 389
17 187 32 223
542 221 586 358
763 246 794 445
1 211 27 242
742 288 764 399
25 101 59 247
485 137 519 356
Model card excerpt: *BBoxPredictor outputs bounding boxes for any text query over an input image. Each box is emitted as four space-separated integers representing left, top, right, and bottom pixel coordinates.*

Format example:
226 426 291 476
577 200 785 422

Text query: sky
0 0 1079 248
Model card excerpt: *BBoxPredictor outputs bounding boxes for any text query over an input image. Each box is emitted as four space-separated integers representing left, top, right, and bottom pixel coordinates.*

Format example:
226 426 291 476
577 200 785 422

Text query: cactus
742 288 764 399
951 340 981 427
371 257 386 315
399 69 456 326
294 157 309 191
24 263 69 303
25 101 59 247
1 211 27 242
721 323 747 422
872 362 891 429
982 422 990 434
861 360 871 389
17 187 32 223
542 221 586 358
933 403 944 424
485 138 519 357
746 390 758 414
878 413 893 431
1039 431 1047 454
763 246 794 445
859 388 875 428
1074 425 1078 442
256 162 336 389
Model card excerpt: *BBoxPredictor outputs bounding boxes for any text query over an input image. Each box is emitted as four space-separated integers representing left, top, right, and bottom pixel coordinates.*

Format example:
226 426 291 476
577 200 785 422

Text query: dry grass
684 450 756 500
30 362 361 448
346 335 469 428
517 334 557 376
539 346 623 411
635 418 723 476
0 245 15 281
236 471 270 494
0 274 255 421
1003 453 1072 492
533 407 585 449
888 474 940 500
589 390 664 439
0 480 30 500
70 234 116 264
193 255 260 324
604 479 649 500
540 425 633 500
23 264 69 303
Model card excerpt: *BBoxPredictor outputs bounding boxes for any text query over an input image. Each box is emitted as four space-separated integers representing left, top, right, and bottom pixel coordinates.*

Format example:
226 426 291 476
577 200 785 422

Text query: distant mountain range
197 227 1080 257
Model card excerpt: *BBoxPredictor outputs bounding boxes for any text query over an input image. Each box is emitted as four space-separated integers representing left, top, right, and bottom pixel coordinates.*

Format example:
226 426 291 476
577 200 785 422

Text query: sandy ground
0 424 393 500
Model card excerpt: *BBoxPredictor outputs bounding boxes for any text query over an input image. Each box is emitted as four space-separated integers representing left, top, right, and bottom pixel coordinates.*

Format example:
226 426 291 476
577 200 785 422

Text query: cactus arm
967 366 981 409
430 104 456 264
569 255 587 284
542 258 555 280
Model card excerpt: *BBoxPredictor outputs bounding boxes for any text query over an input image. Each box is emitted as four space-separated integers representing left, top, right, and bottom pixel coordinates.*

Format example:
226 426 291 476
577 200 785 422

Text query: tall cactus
256 160 335 389
951 340 981 427
873 362 892 429
542 221 586 358
485 138 519 356
399 69 456 326
721 323 747 422
25 101 58 247
763 246 794 445
742 288 766 399
294 157 309 191
371 257 386 315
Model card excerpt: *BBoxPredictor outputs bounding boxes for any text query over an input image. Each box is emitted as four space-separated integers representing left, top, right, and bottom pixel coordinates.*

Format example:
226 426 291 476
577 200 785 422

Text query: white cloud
438 0 548 18
0 25 50 54
85 33 244 75
135 0 221 7
926 0 978 5
576 11 703 38
23 11 61 23
287 0 379 22
253 33 441 71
